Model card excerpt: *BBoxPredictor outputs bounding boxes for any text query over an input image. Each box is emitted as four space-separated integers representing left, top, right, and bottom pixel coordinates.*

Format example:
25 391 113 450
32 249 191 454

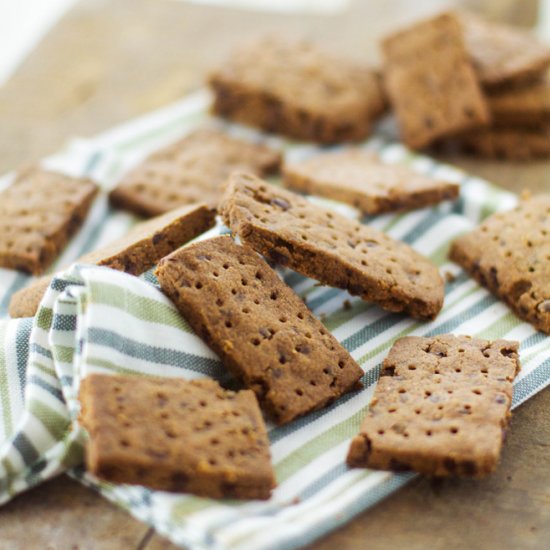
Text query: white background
0 0 76 86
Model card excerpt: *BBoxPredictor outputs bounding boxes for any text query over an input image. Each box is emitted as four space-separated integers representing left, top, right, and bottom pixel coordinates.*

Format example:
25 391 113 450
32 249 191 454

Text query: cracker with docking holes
209 36 386 143
381 12 489 149
450 195 550 333
155 236 364 425
460 11 550 90
109 128 281 217
80 373 276 499
0 168 98 275
283 150 459 214
8 203 215 318
220 173 444 320
347 335 520 477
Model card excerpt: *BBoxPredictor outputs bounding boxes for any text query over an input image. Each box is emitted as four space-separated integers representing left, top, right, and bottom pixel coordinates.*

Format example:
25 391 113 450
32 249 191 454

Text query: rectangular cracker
382 12 489 149
220 173 444 320
8 276 52 319
461 11 550 90
155 236 363 425
450 195 550 333
109 128 281 217
9 203 215 318
80 373 275 499
82 203 216 272
347 335 520 477
283 151 459 215
209 36 386 143
453 127 550 160
487 79 550 129
0 168 98 274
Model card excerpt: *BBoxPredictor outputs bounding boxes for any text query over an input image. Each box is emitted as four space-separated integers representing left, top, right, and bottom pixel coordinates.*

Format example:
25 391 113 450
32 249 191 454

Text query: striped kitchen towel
0 90 549 550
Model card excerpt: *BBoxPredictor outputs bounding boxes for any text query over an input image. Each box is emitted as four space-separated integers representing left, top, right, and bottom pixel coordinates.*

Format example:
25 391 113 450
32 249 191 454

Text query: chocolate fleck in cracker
381 12 489 150
209 36 386 143
283 150 459 215
450 195 550 333
0 168 98 275
487 78 550 129
109 128 281 217
347 335 520 477
453 127 550 160
79 373 275 499
155 236 363 425
9 203 215 318
460 12 550 90
220 173 444 320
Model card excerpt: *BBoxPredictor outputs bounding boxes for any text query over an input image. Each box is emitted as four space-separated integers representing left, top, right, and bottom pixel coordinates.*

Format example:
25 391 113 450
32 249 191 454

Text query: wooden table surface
0 1 549 548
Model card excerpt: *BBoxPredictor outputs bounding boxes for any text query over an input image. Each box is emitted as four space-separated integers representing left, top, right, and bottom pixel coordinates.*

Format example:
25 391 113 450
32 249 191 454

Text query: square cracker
155 236 363 425
347 335 520 477
109 128 281 217
220 172 444 320
0 168 98 274
450 195 550 333
209 36 386 143
8 203 215 318
283 150 459 215
382 12 489 149
80 373 276 499
461 12 550 90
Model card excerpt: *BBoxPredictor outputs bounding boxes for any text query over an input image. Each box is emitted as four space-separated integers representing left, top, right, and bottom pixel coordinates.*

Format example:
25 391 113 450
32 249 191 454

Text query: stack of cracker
460 76 550 160
381 11 550 160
